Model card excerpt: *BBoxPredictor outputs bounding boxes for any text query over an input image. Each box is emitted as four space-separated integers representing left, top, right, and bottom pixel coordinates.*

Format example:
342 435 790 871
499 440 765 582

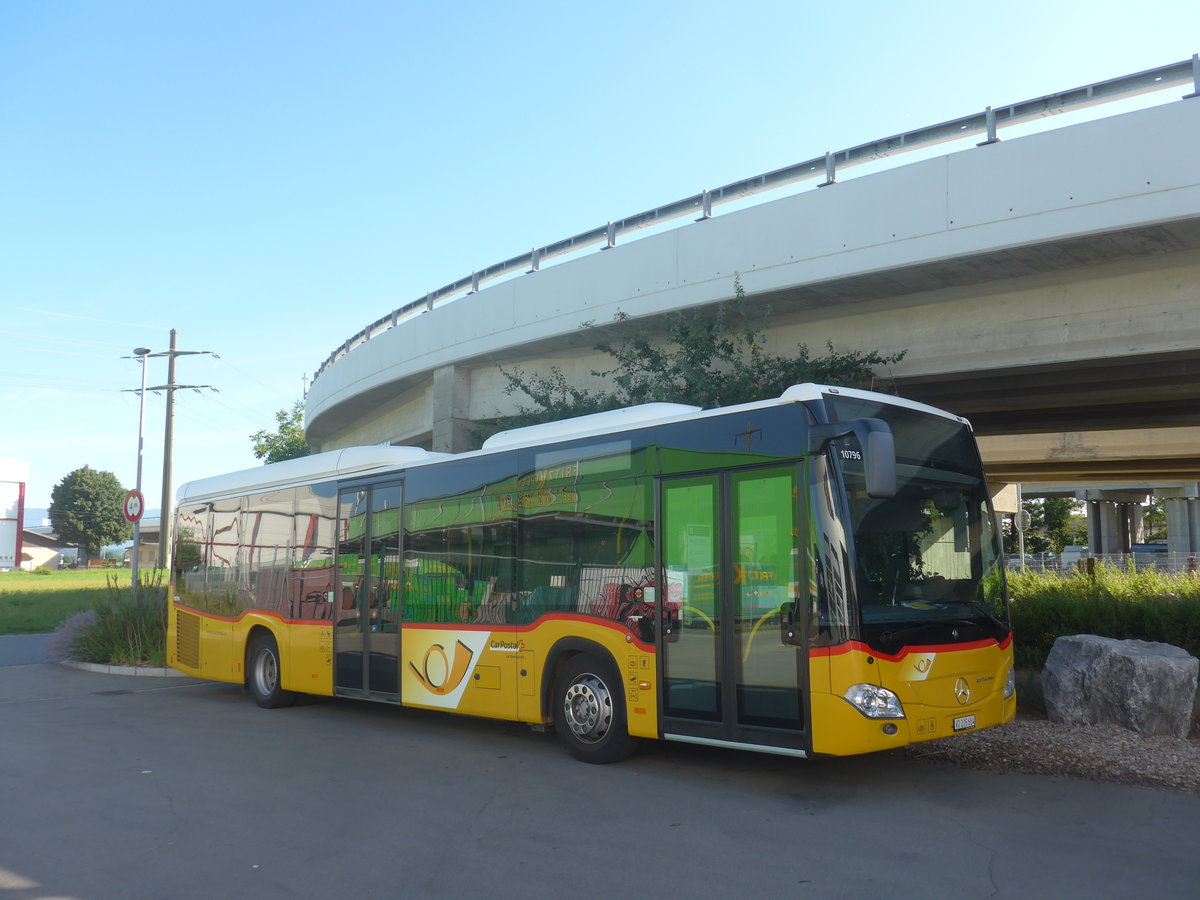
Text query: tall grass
1007 563 1200 668
61 574 168 667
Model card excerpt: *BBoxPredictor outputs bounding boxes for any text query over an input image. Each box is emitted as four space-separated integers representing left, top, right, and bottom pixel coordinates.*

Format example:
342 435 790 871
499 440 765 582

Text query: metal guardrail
313 55 1200 384
1009 551 1199 575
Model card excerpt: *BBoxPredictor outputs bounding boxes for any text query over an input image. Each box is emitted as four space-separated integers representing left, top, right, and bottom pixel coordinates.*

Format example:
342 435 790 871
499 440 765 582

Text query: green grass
0 570 166 635
1008 563 1200 669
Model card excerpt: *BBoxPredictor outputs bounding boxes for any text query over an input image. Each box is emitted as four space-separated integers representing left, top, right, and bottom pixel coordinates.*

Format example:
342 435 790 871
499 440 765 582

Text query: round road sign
123 490 145 524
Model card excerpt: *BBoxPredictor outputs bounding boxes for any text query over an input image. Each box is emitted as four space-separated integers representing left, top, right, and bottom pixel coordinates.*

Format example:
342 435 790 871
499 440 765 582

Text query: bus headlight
843 684 905 719
1004 667 1016 700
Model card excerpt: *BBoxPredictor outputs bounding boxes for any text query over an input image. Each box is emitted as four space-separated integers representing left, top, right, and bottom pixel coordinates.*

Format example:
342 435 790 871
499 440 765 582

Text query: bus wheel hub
564 675 611 742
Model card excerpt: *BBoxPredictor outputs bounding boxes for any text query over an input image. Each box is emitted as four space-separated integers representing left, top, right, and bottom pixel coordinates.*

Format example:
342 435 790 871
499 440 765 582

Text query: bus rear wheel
553 654 637 764
247 633 297 709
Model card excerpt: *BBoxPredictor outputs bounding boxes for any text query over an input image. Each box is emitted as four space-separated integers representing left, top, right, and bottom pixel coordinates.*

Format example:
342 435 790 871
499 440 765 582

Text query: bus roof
482 402 701 451
784 384 971 427
176 383 970 504
176 446 447 504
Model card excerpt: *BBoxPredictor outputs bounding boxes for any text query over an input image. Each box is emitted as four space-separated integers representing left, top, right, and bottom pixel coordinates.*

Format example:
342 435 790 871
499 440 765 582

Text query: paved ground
2 639 1199 899
0 633 54 667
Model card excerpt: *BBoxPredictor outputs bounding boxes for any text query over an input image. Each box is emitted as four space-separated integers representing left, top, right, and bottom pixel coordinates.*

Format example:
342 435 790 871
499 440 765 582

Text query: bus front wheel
553 654 637 764
247 633 297 709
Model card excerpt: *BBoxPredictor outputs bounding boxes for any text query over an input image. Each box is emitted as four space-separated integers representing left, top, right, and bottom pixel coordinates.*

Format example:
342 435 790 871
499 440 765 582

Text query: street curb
60 659 189 678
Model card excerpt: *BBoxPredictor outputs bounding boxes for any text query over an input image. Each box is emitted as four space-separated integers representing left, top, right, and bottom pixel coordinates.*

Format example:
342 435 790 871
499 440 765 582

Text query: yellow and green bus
169 383 1015 763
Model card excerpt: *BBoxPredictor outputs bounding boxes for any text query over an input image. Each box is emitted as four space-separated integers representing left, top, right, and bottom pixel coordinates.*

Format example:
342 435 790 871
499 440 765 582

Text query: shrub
1007 563 1200 668
46 609 98 661
64 574 168 667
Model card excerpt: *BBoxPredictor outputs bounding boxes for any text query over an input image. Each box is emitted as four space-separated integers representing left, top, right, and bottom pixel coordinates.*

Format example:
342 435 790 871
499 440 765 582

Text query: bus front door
660 466 808 754
334 483 402 700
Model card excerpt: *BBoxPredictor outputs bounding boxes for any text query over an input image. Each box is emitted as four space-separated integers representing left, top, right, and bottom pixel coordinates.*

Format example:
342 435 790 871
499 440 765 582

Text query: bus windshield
824 394 1008 649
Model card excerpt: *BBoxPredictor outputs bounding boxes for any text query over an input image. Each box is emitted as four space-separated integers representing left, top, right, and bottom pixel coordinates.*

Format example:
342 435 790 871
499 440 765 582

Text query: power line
0 304 171 330
206 354 299 409
3 330 142 349
0 344 126 361
0 370 129 389
173 396 250 434
204 386 283 425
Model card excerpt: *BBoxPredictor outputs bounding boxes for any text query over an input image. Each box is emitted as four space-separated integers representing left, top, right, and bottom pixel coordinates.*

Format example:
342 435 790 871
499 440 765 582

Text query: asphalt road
2 638 1198 899
0 633 55 667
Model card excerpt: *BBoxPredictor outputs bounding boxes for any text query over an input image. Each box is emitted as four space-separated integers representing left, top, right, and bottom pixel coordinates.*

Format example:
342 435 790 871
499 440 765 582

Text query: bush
63 574 168 667
1008 563 1200 669
46 609 98 661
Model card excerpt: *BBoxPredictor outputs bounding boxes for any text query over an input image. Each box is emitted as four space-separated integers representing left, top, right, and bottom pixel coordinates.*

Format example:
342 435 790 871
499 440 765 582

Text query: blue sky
2 1 1197 513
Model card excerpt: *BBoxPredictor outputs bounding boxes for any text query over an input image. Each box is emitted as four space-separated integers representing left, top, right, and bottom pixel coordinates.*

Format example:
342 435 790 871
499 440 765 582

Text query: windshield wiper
944 599 1009 632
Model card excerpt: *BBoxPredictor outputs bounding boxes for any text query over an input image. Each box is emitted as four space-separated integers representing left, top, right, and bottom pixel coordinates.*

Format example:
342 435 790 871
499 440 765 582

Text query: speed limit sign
123 490 145 524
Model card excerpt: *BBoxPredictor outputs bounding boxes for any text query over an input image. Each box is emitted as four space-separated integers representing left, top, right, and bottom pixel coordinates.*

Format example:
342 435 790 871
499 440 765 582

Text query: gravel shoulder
903 714 1200 796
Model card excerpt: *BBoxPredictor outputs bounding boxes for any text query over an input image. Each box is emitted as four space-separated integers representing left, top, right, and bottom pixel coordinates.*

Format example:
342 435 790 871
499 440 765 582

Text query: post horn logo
410 640 475 696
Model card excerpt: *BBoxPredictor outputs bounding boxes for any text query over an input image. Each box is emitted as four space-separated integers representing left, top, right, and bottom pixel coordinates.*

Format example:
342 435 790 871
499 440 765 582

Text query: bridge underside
894 348 1200 484
894 348 1200 435
976 425 1200 485
745 221 1200 486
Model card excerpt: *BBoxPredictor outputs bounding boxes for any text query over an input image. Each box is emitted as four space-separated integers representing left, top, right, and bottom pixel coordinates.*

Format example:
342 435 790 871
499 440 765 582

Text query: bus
168 383 1015 763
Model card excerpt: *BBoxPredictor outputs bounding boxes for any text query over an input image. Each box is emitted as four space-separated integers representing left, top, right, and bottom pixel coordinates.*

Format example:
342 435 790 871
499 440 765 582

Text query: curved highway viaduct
307 76 1200 554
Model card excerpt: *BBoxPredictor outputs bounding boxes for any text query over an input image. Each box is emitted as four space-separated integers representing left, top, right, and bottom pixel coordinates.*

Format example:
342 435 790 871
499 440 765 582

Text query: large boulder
1042 635 1199 738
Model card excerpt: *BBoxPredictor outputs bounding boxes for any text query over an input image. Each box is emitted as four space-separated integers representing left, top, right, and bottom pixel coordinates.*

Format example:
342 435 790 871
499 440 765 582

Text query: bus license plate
953 714 976 732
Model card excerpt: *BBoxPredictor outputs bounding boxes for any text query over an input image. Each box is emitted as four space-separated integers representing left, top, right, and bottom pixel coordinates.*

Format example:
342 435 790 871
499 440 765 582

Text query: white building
1 459 30 571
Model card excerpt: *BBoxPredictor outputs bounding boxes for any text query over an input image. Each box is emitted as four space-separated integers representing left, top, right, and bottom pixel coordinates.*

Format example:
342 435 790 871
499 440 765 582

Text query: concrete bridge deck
309 93 1199 466
304 63 1200 554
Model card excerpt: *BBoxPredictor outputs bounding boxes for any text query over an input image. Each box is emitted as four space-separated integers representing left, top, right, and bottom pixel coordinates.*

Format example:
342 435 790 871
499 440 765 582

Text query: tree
49 466 132 559
1040 496 1087 551
1142 497 1167 542
251 401 311 464
1003 497 1088 554
497 277 906 430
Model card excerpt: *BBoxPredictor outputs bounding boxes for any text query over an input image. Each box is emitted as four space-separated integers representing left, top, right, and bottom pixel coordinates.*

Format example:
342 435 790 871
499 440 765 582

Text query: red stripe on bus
809 634 1012 662
173 602 657 650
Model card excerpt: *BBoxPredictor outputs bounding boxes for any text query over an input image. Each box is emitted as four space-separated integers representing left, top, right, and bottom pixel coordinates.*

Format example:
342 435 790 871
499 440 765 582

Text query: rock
1042 635 1199 739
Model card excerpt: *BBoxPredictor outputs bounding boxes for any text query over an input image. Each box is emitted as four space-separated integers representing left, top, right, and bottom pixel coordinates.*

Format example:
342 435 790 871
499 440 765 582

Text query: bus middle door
659 465 808 754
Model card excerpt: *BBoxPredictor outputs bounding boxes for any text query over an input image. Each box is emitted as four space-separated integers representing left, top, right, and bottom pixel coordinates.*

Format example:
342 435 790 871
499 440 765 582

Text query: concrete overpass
306 59 1200 555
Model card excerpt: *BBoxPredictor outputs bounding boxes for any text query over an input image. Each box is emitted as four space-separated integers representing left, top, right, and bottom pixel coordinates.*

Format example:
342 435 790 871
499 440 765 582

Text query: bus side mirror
808 418 897 499
863 428 897 499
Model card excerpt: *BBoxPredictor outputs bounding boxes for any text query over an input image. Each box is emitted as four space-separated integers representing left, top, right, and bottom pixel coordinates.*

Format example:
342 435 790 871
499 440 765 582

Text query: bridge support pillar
1083 491 1150 554
1087 502 1123 554
431 364 475 453
1130 504 1146 546
1161 484 1200 556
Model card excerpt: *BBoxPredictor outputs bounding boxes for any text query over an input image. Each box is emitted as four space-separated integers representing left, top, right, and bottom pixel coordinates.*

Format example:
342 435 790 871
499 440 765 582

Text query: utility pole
159 330 178 573
145 329 214 572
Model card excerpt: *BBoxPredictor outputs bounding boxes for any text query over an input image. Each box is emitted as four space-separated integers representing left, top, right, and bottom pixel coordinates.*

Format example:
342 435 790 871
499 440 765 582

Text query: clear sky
2 0 1197 514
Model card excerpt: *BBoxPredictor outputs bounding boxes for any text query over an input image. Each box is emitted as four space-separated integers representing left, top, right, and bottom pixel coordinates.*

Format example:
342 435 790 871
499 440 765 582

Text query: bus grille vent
176 610 200 669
